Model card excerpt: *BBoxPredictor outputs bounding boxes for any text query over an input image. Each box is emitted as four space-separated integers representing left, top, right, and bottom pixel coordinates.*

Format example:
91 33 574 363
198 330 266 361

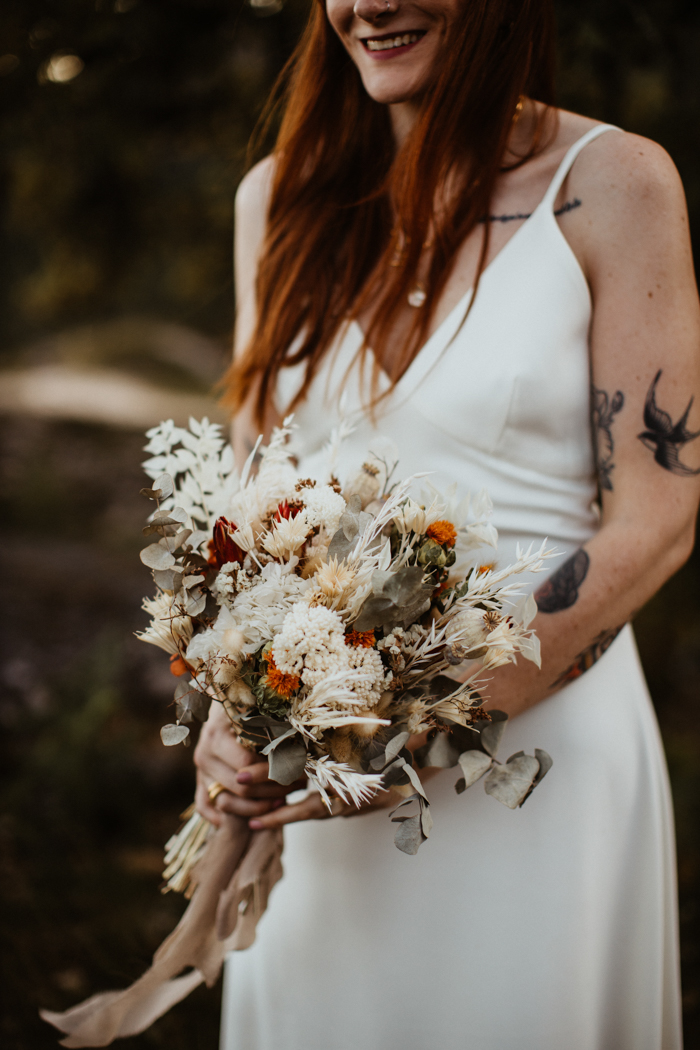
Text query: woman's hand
193 702 305 826
245 766 442 832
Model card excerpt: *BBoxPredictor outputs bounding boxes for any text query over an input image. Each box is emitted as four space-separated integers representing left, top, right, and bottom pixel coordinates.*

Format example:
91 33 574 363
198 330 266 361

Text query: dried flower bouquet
41 416 553 1047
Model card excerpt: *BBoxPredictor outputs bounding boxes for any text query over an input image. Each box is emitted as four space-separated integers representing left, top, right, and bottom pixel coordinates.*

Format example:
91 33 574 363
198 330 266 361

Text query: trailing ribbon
40 815 284 1047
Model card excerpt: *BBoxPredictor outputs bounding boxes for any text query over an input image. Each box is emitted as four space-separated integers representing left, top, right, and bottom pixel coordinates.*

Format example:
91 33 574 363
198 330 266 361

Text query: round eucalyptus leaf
484 754 540 809
160 723 190 746
457 749 493 788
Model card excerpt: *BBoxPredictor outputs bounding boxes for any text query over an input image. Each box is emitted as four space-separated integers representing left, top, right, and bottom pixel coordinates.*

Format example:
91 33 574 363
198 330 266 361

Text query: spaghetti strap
541 123 621 211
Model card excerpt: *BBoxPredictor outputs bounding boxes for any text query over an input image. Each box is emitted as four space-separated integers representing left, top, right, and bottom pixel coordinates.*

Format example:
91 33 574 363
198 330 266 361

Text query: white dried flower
272 604 348 687
211 562 253 607
261 511 311 559
225 559 310 654
185 607 246 685
314 557 356 600
346 644 387 703
301 485 346 532
343 462 381 509
306 756 384 810
137 592 193 655
393 496 446 536
444 608 499 660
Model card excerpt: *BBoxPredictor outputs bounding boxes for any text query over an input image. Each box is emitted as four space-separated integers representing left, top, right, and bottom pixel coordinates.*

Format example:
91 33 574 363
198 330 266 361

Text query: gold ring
207 780 226 802
329 796 345 817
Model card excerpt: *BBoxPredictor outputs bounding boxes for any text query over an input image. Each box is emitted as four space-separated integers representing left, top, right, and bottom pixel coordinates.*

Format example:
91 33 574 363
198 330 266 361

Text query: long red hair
223 0 556 423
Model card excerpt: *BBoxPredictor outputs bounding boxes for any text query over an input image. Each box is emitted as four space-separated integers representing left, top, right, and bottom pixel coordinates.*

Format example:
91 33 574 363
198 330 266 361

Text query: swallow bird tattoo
638 370 700 477
592 385 624 491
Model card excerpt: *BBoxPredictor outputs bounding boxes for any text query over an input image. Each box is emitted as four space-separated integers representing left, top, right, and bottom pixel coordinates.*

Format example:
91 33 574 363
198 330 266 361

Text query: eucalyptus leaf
185 588 207 617
402 761 428 800
394 814 425 855
421 732 461 769
174 683 211 723
140 544 176 570
479 711 509 757
518 748 554 807
384 731 410 765
381 757 411 788
484 753 540 809
534 748 553 783
268 738 308 785
353 565 433 632
261 728 297 754
142 516 183 537
153 567 183 591
457 749 493 788
160 723 190 746
389 793 433 854
327 495 363 561
172 528 193 551
152 473 174 499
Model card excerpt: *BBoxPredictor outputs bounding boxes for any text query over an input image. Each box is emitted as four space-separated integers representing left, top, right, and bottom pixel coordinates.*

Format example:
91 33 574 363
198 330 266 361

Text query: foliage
1 0 700 352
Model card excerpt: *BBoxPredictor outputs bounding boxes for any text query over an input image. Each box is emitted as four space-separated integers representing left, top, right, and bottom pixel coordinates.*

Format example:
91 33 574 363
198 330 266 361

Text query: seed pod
445 608 498 661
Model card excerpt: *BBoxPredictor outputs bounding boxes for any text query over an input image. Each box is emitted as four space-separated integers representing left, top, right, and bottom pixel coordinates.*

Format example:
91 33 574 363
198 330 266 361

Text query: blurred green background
1 1 700 1047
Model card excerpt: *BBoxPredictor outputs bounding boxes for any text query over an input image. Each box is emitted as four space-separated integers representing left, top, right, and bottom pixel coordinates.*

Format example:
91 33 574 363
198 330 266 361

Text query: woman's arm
194 157 287 824
470 131 700 718
230 156 280 468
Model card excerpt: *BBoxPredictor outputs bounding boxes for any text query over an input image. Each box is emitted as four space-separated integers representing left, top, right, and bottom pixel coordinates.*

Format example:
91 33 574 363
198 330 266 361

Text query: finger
216 793 281 818
214 731 259 770
195 781 223 826
248 793 331 829
235 761 273 785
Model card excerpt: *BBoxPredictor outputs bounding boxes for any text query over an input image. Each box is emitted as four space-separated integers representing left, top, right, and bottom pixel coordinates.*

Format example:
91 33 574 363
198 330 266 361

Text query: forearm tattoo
535 549 590 613
638 369 700 476
591 385 624 492
551 624 625 689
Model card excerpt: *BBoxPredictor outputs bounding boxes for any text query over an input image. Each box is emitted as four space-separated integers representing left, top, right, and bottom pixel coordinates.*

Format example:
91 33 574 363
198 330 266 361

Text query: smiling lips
362 30 425 55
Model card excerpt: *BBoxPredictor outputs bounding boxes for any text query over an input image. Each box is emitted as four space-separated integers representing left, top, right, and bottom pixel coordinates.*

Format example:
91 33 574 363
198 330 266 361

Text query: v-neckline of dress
350 189 547 393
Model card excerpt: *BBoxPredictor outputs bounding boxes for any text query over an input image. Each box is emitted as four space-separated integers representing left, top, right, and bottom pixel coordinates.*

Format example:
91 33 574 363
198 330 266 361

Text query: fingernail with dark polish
272 799 285 810
249 819 263 830
237 771 252 783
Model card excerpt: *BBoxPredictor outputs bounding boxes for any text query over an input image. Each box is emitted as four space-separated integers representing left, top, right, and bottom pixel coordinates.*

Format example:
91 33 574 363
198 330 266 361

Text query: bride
195 0 700 1046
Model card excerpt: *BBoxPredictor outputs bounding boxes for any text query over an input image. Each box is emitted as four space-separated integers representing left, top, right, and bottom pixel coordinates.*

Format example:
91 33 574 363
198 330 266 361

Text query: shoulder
235 155 276 221
234 156 276 291
555 120 691 285
566 125 686 218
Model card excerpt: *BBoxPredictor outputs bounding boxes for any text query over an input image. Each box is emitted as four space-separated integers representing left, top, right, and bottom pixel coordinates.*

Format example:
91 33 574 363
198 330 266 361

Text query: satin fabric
222 124 683 1050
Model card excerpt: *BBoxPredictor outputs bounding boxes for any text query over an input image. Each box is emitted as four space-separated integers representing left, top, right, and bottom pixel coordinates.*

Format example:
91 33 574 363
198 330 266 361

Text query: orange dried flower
477 562 495 576
345 629 376 649
169 654 189 677
426 520 457 547
265 654 301 699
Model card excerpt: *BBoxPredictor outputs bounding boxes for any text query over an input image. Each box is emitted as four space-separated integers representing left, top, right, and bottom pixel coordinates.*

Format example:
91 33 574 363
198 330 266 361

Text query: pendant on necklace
407 284 426 308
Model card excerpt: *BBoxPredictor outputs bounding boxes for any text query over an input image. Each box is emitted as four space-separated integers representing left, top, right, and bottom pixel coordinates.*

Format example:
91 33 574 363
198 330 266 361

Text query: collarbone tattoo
481 197 582 224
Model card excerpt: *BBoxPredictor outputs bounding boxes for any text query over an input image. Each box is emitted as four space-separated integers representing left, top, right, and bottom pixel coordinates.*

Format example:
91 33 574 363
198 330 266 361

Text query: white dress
221 125 683 1050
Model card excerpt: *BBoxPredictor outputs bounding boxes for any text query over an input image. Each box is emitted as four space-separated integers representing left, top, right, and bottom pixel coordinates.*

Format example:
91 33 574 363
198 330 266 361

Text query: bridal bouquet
42 416 552 1048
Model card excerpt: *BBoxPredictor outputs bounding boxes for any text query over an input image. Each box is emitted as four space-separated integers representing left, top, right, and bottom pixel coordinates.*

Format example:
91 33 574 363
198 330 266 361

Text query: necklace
406 96 525 308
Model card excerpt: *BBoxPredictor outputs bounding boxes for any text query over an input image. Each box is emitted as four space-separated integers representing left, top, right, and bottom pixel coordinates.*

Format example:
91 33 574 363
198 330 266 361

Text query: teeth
367 33 420 52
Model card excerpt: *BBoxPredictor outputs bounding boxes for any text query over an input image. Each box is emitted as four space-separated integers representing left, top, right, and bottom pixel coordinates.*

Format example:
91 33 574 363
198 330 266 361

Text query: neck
389 96 543 157
388 100 421 149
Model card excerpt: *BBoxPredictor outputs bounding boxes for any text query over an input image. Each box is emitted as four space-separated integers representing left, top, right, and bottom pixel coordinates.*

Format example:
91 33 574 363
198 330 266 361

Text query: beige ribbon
40 814 284 1048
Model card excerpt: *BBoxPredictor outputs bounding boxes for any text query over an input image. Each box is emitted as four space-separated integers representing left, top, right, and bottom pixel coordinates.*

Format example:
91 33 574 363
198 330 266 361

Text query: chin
358 71 426 106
